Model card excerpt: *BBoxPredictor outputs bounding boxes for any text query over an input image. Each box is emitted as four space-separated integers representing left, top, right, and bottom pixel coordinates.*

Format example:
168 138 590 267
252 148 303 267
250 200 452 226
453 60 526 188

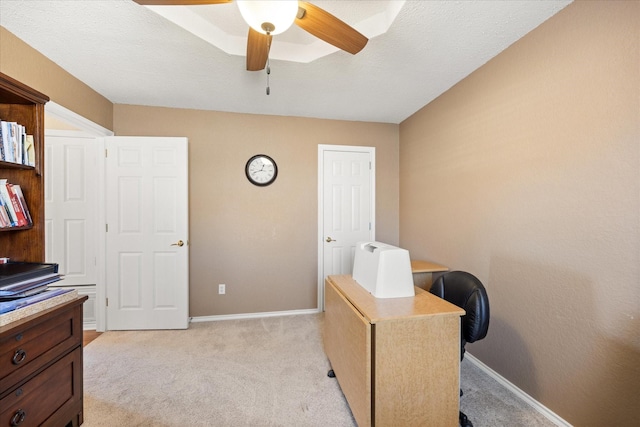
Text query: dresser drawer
0 303 82 393
0 348 82 427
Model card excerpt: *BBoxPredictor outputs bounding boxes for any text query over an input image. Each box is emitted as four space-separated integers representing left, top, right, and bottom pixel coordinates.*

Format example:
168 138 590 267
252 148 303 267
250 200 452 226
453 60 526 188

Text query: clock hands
246 155 277 186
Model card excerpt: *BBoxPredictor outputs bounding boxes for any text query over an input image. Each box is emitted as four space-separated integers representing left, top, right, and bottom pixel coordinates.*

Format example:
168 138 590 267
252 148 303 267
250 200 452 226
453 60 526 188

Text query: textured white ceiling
0 0 572 124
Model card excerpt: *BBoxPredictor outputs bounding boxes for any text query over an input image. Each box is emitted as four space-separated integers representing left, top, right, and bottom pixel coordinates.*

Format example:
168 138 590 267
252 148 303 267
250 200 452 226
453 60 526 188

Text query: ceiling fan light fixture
237 0 298 35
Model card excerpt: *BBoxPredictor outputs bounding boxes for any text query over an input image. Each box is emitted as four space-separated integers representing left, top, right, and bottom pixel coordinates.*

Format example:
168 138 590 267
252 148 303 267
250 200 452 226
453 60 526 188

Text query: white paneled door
318 145 375 310
105 137 189 330
44 132 98 286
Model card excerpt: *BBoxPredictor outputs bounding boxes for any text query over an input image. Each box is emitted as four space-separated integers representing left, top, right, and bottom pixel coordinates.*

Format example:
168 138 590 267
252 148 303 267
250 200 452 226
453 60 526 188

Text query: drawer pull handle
10 409 26 426
12 349 27 365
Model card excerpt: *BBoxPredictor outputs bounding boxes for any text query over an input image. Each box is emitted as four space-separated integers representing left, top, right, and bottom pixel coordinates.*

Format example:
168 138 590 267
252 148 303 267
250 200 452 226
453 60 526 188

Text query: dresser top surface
0 296 87 334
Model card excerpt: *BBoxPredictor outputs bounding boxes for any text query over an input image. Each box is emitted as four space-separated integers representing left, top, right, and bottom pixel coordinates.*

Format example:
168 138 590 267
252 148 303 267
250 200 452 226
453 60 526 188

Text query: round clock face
245 154 278 186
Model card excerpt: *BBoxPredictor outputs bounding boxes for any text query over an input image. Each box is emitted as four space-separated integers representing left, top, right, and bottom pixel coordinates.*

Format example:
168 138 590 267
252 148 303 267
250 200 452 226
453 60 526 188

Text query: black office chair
430 271 490 427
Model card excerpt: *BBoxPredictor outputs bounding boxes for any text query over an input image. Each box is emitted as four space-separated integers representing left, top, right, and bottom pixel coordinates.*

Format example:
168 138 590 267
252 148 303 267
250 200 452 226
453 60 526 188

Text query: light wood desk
411 260 449 290
324 275 464 427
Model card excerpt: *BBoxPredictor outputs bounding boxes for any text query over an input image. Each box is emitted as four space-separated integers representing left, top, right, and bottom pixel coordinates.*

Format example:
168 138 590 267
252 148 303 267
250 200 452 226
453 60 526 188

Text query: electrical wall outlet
218 284 226 295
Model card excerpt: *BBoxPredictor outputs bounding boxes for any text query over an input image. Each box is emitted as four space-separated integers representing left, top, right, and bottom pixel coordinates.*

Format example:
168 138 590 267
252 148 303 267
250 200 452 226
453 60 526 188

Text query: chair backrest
430 271 490 346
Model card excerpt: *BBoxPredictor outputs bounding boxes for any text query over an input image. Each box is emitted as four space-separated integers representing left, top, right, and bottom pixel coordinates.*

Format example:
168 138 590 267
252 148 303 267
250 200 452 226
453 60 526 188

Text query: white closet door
105 136 189 330
318 145 375 310
45 132 98 286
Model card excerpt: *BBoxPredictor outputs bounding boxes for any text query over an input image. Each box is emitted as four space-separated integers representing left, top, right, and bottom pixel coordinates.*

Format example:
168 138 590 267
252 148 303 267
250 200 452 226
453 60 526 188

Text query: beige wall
399 1 639 425
114 105 399 316
0 26 113 130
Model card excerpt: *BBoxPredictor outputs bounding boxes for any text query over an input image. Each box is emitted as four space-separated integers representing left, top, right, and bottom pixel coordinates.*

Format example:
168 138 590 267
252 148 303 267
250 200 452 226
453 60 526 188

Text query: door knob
171 240 184 247
326 237 337 243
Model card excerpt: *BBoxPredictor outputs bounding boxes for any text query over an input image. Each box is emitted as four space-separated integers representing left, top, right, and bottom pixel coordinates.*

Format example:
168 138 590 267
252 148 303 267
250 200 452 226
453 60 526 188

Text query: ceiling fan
133 0 369 71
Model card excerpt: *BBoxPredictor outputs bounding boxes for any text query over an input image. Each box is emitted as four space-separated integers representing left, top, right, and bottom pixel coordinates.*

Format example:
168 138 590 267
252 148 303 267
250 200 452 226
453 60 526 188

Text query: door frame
317 144 376 311
45 101 113 331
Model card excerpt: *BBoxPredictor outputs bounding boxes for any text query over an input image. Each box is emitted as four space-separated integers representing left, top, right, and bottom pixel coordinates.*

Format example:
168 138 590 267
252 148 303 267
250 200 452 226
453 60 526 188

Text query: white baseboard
190 308 320 323
465 353 572 427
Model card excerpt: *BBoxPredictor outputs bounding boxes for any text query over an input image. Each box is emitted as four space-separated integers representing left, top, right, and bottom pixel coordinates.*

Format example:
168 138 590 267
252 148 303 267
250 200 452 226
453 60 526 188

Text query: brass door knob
326 237 337 243
171 240 184 247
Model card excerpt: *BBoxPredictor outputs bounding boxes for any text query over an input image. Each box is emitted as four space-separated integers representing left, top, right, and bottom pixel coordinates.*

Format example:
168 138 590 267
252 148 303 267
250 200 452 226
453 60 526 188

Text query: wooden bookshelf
0 72 49 262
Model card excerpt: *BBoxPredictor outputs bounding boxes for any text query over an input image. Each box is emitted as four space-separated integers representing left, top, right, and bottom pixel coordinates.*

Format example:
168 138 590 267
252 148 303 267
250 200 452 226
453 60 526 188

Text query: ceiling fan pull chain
265 32 271 95
266 57 271 95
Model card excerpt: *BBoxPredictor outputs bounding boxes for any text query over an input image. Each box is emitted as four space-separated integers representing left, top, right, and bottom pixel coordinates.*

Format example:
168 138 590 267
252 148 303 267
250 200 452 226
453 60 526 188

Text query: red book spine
6 183 27 227
12 184 32 225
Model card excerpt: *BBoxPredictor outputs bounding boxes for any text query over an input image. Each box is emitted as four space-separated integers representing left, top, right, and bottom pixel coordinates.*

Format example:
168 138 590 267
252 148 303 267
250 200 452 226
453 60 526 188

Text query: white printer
352 241 414 298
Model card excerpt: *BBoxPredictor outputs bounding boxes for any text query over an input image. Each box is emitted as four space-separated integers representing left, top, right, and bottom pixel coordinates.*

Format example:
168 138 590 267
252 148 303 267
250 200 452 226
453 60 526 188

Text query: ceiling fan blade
246 28 272 71
133 0 231 5
295 2 368 55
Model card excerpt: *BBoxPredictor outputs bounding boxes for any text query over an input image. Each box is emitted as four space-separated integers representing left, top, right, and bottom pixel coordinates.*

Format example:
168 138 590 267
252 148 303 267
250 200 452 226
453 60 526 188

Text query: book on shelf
0 195 11 228
24 134 35 166
0 179 32 228
10 122 21 164
0 122 4 161
5 183 28 226
0 120 12 163
11 184 32 225
0 179 17 226
0 119 31 166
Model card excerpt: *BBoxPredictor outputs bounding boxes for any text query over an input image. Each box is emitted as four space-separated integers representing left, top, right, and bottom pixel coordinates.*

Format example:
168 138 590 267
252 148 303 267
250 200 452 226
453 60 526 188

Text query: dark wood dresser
0 296 87 427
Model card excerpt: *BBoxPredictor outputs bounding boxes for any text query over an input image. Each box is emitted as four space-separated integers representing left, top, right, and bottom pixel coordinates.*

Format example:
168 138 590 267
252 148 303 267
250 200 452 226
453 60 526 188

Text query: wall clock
245 154 278 186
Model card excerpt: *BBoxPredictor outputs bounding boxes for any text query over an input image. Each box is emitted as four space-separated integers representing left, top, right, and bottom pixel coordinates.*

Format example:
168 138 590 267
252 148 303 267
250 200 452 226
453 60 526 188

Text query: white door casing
318 145 375 311
105 136 189 330
44 132 98 286
45 101 113 332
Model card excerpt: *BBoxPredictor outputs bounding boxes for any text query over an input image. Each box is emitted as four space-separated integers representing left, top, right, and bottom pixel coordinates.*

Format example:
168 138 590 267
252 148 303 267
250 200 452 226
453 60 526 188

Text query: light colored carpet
83 313 557 427
458 358 557 427
84 314 355 427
